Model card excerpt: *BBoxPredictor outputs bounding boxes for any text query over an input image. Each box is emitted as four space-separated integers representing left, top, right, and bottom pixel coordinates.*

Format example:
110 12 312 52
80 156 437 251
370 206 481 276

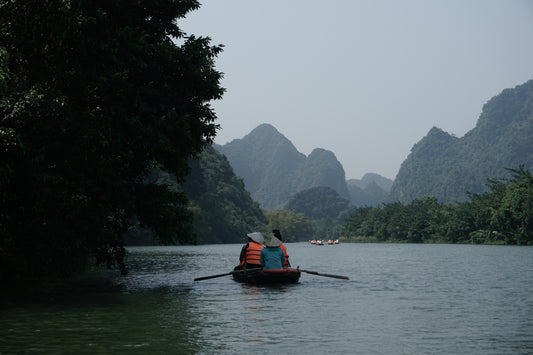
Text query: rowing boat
194 267 348 282
232 268 300 284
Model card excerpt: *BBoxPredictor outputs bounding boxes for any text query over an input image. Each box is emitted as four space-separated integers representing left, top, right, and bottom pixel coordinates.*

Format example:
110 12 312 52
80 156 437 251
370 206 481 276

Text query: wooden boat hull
232 268 301 284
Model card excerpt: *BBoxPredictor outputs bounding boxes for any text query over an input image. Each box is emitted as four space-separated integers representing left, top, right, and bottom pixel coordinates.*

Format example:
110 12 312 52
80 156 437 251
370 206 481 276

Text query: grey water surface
1 243 532 354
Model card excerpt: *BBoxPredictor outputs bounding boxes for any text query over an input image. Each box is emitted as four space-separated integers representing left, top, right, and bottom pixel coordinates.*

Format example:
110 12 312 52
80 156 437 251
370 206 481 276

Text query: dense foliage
341 167 533 245
127 146 268 244
390 79 533 203
285 186 353 240
182 146 268 244
0 0 223 282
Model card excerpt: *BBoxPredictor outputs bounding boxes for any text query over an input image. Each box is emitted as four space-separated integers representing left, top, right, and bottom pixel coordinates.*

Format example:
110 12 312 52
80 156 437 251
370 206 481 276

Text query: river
1 243 532 354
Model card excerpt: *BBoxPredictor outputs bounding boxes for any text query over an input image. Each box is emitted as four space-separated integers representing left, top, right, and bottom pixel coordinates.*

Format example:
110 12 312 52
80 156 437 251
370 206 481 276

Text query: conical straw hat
247 232 264 244
266 235 282 247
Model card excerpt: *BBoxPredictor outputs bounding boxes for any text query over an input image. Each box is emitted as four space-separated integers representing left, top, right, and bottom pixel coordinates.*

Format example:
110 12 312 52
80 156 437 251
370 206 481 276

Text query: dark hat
272 229 282 241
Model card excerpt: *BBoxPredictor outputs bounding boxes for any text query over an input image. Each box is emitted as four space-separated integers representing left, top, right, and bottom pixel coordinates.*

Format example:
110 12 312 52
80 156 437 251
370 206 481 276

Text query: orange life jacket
239 241 264 267
280 244 290 268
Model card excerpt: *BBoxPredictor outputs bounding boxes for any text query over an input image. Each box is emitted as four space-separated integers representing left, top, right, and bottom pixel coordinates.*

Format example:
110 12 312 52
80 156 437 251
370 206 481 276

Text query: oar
298 268 349 280
194 268 263 281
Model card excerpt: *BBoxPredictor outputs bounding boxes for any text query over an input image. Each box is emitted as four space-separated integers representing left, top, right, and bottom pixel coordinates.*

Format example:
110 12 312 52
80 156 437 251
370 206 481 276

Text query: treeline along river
2 243 532 354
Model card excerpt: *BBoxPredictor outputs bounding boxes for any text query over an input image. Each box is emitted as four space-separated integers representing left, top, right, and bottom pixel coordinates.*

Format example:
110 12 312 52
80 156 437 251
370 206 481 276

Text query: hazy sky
181 0 533 180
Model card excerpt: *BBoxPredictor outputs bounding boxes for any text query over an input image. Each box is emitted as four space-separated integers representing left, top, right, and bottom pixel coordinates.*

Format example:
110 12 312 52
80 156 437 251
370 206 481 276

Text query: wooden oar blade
300 269 349 280
318 273 350 280
194 267 264 281
194 272 230 281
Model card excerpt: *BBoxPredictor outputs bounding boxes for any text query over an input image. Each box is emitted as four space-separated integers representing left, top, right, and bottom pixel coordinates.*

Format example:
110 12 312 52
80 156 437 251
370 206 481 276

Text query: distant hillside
284 186 353 239
182 146 268 243
347 181 389 207
296 148 350 199
285 186 351 220
346 173 393 207
125 146 268 245
389 78 533 203
216 124 350 209
348 173 393 192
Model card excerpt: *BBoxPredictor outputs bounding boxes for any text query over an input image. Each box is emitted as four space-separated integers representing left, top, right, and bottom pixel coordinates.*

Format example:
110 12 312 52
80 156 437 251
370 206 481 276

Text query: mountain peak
237 123 298 153
216 124 350 208
250 123 279 135
390 77 533 203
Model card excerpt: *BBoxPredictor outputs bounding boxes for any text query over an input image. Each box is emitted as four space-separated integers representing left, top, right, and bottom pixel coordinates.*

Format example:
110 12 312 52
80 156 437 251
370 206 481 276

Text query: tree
491 167 533 245
0 0 224 282
340 166 532 245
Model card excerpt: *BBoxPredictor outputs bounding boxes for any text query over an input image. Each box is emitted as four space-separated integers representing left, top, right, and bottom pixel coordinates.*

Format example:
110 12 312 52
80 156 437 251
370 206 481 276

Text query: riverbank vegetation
340 167 533 245
0 1 223 283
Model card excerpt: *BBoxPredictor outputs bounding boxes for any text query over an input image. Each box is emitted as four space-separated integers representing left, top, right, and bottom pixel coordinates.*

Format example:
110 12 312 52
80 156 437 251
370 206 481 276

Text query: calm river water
1 243 533 354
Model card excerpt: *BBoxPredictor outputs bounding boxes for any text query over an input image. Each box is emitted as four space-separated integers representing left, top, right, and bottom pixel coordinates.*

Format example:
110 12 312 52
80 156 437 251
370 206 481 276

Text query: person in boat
234 232 265 270
272 229 290 268
260 235 286 270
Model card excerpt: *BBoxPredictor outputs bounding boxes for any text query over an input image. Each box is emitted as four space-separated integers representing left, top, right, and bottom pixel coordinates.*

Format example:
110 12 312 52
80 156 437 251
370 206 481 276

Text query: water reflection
2 244 533 354
1 290 205 353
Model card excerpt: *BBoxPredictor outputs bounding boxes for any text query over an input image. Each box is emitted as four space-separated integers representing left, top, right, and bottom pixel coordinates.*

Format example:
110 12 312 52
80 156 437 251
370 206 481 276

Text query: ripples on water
1 243 532 354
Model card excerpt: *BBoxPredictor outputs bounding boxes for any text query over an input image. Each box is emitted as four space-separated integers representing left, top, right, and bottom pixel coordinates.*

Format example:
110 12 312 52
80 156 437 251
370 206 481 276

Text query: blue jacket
260 247 286 270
